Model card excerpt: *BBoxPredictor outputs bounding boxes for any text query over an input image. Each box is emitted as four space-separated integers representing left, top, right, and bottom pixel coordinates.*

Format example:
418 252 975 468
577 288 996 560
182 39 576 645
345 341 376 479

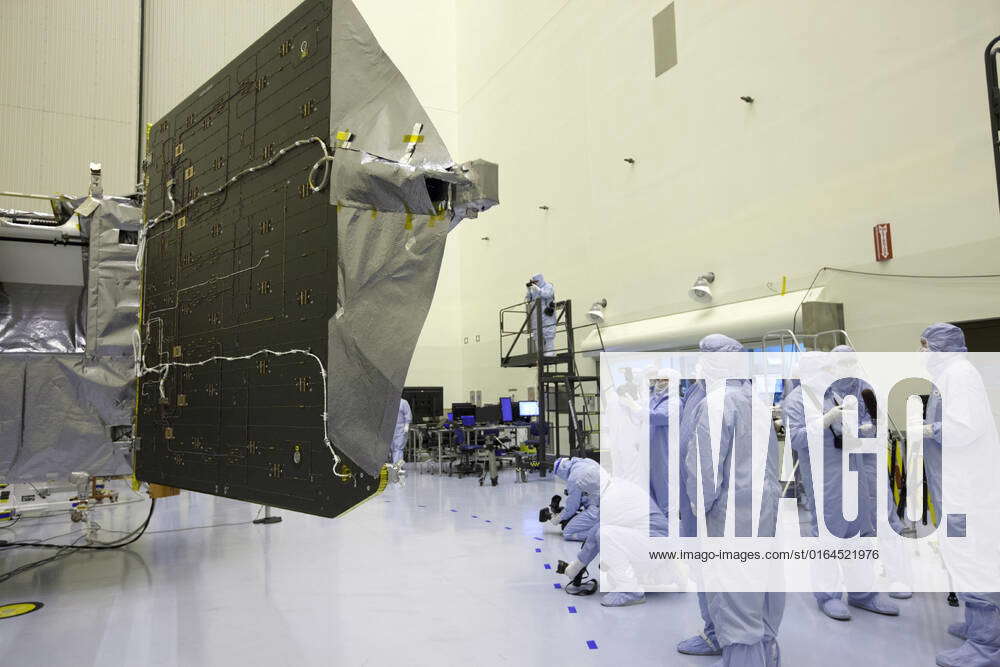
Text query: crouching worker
559 468 670 607
541 457 601 542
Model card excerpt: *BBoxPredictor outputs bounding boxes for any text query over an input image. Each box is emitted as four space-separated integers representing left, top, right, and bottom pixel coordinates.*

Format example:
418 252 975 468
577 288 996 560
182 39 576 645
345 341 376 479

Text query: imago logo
598 351 1000 594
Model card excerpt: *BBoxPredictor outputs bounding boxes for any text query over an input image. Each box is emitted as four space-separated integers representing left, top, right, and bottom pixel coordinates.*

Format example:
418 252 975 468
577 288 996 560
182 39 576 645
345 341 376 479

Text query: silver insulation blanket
0 355 133 478
322 0 488 476
79 198 141 360
328 208 448 475
329 0 451 170
0 198 139 480
0 283 85 353
327 150 454 216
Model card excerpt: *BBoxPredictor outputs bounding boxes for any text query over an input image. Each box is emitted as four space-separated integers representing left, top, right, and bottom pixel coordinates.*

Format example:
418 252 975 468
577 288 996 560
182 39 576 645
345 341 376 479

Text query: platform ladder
499 299 604 476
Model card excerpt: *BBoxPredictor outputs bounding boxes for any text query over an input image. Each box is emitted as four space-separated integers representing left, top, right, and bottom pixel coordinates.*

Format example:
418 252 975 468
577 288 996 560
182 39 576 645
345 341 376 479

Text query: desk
405 425 454 475
408 424 529 481
407 424 428 469
457 424 527 486
427 427 450 473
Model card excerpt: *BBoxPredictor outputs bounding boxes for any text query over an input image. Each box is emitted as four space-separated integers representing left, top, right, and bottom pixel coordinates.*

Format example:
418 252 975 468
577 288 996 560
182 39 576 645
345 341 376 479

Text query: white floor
0 469 965 666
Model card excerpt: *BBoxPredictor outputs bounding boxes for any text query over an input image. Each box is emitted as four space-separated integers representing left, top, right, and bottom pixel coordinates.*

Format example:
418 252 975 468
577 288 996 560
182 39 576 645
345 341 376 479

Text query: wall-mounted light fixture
689 272 715 302
587 299 608 324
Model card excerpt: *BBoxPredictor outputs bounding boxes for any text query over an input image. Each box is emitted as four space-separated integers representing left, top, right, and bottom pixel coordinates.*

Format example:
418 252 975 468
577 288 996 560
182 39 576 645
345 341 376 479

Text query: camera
538 494 564 523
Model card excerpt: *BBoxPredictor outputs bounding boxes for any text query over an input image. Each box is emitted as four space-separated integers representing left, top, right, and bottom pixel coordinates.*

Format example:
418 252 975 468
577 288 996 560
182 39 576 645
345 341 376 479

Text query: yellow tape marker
370 209 378 220
0 602 43 619
781 276 787 296
404 212 414 230
403 134 424 144
336 130 352 142
431 203 448 228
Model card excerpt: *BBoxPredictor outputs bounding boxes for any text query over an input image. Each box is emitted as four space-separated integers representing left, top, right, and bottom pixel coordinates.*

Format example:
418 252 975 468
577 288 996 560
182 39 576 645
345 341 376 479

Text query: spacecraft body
0 198 141 480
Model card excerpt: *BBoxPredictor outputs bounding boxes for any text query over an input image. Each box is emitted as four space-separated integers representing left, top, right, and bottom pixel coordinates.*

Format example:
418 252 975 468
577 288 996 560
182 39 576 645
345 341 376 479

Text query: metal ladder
498 299 604 474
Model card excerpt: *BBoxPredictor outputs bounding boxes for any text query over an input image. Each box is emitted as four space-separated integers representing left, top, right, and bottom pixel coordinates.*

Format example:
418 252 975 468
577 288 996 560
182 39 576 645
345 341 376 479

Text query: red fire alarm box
874 223 893 262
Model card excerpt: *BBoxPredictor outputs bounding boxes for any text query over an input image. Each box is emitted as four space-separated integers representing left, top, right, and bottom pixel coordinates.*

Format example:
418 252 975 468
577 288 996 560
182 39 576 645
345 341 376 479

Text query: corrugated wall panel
0 0 139 203
142 0 301 125
0 0 140 285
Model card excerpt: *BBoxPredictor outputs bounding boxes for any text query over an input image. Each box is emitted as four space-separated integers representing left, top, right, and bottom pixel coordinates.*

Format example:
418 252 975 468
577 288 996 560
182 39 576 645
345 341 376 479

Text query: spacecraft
0 0 497 519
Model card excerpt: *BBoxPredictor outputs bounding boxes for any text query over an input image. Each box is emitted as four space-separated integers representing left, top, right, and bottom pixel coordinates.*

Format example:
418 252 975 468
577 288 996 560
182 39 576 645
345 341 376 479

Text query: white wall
453 0 1000 401
353 1 464 407
142 0 464 406
141 0 302 123
0 0 140 286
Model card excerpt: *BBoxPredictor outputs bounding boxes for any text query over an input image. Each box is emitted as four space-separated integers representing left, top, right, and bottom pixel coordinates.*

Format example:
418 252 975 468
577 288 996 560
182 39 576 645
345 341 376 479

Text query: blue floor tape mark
533 537 544 541
535 548 541 553
472 515 478 518
544 563 552 570
505 526 512 530
568 606 577 614
586 640 598 650
485 520 492 523
450 509 458 512
553 583 562 589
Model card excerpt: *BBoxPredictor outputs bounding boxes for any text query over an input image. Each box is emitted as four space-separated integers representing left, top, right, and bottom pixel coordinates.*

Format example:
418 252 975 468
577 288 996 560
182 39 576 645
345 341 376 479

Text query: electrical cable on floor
101 519 253 535
0 500 263 583
0 515 21 530
3 504 255 557
0 527 84 551
148 520 252 535
0 539 85 585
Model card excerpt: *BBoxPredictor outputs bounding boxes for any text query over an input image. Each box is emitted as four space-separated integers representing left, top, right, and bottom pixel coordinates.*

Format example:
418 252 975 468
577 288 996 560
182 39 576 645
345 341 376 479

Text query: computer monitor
452 403 476 419
477 403 501 424
402 386 444 422
460 415 476 427
517 400 539 417
500 397 513 423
